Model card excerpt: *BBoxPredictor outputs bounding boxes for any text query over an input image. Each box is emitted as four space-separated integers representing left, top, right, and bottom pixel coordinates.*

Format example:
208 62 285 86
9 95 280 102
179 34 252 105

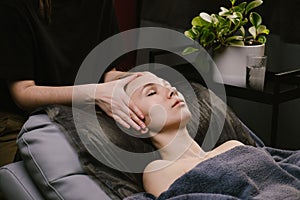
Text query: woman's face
126 73 191 132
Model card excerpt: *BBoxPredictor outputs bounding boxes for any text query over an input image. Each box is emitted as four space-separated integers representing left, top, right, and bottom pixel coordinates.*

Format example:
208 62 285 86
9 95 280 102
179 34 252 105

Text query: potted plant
184 0 270 87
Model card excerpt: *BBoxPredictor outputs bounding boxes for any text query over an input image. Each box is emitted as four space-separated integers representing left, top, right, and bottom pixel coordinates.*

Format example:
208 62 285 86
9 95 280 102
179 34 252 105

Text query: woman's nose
168 87 178 98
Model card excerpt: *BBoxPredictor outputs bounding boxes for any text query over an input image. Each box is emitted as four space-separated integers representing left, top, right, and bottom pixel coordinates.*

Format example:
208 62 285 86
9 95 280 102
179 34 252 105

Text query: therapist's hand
95 74 146 130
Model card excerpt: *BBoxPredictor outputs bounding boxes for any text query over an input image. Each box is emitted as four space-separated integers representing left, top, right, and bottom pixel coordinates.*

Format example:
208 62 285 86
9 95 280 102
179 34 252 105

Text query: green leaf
192 16 202 26
230 0 237 6
225 35 244 46
257 35 267 44
257 25 270 35
182 47 199 55
232 2 247 13
184 30 196 40
211 14 220 26
200 29 216 47
235 11 243 19
239 26 246 37
215 14 227 24
225 12 242 31
225 35 244 43
199 12 212 23
245 0 263 15
219 27 230 36
192 27 201 37
232 12 243 25
219 7 229 16
240 18 248 27
227 12 238 20
249 12 262 28
248 26 257 39
217 17 231 36
227 40 244 46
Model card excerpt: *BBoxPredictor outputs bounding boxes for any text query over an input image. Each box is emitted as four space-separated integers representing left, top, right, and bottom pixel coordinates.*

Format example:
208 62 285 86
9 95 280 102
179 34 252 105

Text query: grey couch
0 113 112 200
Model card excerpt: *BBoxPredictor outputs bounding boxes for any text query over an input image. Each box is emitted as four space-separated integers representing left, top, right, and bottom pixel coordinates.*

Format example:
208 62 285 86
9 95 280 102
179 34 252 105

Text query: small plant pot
212 44 265 87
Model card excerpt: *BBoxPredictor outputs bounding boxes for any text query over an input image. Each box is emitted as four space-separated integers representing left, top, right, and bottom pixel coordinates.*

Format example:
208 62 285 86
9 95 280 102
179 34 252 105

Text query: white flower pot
212 44 265 87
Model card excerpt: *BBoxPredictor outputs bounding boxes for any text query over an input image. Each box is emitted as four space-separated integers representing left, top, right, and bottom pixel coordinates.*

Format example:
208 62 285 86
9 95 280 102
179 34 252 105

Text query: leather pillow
17 113 119 200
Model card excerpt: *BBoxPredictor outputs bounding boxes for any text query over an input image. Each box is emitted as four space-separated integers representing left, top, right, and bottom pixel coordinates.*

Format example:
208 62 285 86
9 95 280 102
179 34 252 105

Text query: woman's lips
172 99 184 108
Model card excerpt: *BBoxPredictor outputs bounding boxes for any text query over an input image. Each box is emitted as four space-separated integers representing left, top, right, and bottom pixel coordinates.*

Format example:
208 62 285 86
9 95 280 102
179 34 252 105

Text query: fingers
114 111 149 135
99 102 146 132
101 103 136 130
119 73 140 85
103 96 144 131
113 114 131 129
128 101 146 128
113 109 142 131
116 75 146 129
96 73 147 131
118 72 146 87
128 108 146 129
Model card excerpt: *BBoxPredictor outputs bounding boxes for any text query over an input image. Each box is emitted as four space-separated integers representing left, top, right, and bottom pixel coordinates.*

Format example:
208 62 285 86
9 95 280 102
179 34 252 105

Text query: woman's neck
150 127 206 161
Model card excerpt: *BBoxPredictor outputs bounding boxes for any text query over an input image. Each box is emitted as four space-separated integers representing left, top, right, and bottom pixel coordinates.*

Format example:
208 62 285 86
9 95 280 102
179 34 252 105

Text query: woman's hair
38 0 52 24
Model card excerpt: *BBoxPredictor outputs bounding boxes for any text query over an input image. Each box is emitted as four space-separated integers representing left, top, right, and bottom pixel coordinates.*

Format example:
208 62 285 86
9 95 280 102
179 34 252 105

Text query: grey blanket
125 145 300 200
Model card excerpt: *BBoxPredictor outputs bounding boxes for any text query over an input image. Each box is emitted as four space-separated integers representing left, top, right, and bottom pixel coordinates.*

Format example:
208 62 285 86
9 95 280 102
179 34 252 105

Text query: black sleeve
0 4 35 80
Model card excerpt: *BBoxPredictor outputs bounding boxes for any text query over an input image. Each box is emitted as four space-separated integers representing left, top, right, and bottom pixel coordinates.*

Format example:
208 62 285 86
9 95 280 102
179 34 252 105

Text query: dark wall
259 0 300 44
114 0 139 70
140 0 224 30
115 0 139 31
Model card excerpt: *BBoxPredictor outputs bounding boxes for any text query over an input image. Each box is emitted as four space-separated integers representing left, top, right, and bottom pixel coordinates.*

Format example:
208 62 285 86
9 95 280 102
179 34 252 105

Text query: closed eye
147 90 156 96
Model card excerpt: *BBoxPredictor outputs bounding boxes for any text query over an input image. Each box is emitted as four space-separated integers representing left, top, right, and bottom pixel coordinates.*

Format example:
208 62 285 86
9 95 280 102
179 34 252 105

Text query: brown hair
38 0 52 23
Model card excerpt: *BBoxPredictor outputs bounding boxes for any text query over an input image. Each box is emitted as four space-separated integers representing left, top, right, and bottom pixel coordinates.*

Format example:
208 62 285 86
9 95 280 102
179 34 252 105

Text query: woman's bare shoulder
143 159 182 197
222 140 245 148
209 140 244 157
144 159 171 173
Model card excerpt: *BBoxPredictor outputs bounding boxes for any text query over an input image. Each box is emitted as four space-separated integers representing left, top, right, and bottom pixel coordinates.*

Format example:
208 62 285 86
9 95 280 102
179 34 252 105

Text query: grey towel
126 145 300 200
